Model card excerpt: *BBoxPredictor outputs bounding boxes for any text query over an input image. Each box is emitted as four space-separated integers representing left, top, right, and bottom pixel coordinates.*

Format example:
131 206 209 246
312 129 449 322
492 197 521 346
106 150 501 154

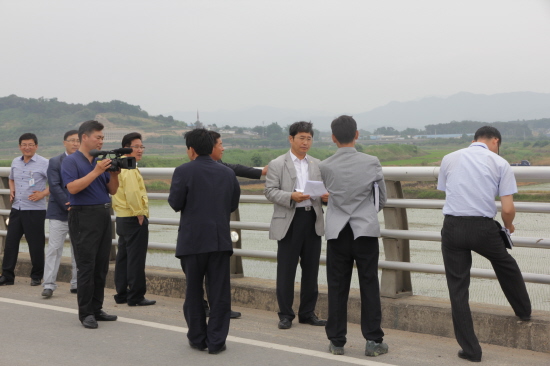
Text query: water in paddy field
31 183 549 311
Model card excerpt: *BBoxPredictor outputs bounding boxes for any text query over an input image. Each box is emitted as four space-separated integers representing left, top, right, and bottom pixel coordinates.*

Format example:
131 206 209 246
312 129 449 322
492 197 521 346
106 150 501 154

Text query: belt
445 215 492 221
296 206 313 211
70 203 111 210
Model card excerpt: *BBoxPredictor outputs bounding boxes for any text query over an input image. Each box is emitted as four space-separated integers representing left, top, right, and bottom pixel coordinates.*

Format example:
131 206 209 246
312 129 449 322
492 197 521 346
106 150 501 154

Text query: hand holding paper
303 180 328 199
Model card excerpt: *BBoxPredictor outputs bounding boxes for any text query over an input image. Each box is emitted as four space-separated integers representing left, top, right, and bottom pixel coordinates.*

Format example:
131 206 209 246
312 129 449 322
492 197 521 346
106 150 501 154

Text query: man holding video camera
112 132 155 307
61 120 120 329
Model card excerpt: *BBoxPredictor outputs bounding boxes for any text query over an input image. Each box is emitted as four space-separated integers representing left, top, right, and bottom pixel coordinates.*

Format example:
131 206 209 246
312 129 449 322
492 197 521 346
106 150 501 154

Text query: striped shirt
9 154 49 210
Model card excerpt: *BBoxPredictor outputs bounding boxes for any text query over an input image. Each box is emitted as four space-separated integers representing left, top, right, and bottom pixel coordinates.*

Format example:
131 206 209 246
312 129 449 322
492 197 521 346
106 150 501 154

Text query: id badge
29 178 35 187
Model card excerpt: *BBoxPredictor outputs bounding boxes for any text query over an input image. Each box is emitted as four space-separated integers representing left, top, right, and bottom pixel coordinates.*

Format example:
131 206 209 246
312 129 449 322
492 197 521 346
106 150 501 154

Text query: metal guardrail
1 167 549 295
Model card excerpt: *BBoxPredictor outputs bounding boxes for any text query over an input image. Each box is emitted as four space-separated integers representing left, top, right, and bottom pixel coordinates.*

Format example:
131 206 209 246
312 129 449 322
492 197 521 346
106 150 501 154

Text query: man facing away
61 120 119 329
264 121 327 330
319 115 388 357
168 128 240 354
437 126 531 362
0 133 49 287
112 132 156 307
41 130 80 298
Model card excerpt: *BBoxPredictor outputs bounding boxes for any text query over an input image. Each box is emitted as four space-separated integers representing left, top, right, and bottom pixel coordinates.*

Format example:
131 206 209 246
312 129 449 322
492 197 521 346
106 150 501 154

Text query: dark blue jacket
168 155 240 258
46 153 70 221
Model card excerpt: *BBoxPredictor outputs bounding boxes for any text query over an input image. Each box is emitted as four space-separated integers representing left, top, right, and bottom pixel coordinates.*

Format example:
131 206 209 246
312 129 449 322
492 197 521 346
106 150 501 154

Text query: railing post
230 208 244 277
380 180 413 298
110 206 117 261
0 177 10 255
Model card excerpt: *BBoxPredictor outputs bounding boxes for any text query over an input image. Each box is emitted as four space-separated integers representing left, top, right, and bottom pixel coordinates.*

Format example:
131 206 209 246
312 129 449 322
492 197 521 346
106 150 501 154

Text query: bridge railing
1 166 550 299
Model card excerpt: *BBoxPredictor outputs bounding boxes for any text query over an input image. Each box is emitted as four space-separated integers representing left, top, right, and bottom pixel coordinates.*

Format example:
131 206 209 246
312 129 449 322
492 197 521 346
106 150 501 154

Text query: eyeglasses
65 139 80 144
20 144 36 148
130 145 146 150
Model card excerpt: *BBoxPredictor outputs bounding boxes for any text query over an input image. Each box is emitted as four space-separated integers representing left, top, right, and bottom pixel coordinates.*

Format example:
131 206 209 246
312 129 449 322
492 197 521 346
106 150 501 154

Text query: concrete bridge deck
1 254 549 365
1 279 549 366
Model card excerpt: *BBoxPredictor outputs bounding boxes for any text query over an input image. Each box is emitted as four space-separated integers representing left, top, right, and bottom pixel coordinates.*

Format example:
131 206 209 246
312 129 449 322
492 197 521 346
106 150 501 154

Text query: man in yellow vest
112 132 156 307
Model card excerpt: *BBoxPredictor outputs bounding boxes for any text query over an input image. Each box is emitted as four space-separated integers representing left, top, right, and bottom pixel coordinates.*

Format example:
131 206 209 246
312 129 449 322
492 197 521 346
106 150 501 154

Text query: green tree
266 122 283 140
251 153 263 166
374 126 399 135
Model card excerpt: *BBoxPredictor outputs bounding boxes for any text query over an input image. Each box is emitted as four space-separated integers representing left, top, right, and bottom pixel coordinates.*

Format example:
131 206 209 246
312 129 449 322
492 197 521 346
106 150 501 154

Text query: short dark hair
289 121 314 137
474 126 502 146
122 132 142 148
19 133 37 145
331 115 357 144
208 131 221 142
78 120 104 142
63 130 78 141
184 128 214 155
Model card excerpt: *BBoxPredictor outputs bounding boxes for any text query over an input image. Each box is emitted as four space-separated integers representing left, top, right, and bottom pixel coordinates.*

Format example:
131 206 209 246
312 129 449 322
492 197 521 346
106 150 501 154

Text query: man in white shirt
265 122 328 330
438 126 531 362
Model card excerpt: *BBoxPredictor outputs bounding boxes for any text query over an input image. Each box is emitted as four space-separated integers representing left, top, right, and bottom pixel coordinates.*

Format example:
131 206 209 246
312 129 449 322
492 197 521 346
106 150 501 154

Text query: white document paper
303 180 328 199
374 182 380 212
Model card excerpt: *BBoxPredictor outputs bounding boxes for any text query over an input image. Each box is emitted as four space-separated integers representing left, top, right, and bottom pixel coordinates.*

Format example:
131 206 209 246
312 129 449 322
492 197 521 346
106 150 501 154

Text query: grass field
381 149 453 166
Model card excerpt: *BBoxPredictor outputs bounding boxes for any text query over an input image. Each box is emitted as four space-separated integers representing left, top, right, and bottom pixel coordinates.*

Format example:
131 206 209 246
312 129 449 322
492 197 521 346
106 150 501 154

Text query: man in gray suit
320 115 388 357
265 121 328 330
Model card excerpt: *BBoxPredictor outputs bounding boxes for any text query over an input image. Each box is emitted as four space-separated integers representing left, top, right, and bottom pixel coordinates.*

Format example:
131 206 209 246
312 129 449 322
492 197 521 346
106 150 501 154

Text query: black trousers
441 215 531 358
1 209 46 281
325 223 384 347
114 216 149 305
276 208 322 321
68 205 112 321
180 251 231 353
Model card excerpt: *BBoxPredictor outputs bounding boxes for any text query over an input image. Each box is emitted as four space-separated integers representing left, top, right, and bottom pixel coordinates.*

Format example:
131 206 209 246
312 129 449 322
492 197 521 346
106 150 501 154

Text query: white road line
0 297 394 366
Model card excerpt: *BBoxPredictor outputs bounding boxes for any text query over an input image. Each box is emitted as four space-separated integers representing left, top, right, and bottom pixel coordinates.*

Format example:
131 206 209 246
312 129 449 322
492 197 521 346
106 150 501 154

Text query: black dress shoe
189 340 207 351
518 314 531 321
299 314 327 326
95 310 118 321
41 289 53 298
458 350 481 362
128 298 156 306
278 318 292 329
230 310 241 319
81 315 98 329
30 278 41 286
70 288 78 294
208 344 226 354
0 276 14 286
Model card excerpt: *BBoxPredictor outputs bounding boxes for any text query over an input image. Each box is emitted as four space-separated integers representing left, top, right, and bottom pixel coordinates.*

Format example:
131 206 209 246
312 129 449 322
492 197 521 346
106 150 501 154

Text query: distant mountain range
169 91 550 131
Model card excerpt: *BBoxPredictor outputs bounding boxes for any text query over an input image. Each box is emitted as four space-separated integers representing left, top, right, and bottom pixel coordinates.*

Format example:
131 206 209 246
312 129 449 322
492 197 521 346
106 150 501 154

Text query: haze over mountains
169 92 550 131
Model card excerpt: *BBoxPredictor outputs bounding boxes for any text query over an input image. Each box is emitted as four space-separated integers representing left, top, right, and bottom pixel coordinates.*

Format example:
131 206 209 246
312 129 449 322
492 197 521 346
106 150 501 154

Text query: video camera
89 148 137 172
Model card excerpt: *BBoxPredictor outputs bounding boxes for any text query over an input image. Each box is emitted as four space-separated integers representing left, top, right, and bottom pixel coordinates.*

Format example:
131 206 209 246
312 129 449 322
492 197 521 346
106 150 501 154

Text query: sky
1 0 550 117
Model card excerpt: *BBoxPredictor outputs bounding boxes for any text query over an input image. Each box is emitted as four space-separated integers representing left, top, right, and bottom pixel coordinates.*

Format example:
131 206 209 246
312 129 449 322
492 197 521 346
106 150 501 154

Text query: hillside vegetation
0 95 186 143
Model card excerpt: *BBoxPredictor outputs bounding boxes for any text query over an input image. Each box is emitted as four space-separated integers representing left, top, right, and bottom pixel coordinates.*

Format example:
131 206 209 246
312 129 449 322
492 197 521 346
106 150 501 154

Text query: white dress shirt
290 150 312 207
437 142 517 218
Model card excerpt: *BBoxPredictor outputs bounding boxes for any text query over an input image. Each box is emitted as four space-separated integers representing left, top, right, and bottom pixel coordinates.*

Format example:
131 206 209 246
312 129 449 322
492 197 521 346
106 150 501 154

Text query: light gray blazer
319 147 386 240
264 151 325 241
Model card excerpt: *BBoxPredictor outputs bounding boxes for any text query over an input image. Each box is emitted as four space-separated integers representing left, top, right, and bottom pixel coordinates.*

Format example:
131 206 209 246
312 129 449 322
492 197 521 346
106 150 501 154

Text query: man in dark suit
41 130 80 298
204 130 266 319
168 128 240 355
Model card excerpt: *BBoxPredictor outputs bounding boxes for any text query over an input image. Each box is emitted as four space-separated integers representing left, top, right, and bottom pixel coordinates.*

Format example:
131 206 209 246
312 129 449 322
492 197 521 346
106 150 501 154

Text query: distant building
369 135 399 140
412 133 470 139
220 129 235 135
